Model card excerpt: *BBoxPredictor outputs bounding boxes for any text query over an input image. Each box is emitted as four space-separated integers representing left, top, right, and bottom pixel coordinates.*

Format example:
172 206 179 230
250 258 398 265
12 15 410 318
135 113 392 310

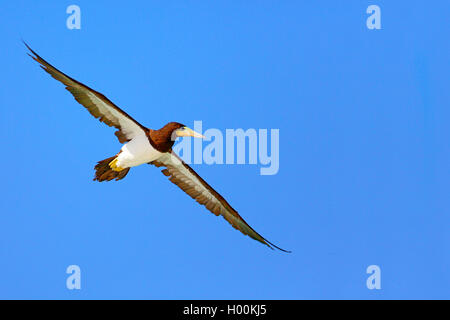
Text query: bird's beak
176 127 205 139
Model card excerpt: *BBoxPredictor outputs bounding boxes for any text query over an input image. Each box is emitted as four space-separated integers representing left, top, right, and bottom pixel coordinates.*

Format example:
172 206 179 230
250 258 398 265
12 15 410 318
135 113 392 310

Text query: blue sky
0 1 448 299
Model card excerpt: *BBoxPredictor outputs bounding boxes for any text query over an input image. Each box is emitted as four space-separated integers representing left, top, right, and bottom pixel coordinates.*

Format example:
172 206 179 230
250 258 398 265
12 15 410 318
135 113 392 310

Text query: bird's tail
93 155 130 182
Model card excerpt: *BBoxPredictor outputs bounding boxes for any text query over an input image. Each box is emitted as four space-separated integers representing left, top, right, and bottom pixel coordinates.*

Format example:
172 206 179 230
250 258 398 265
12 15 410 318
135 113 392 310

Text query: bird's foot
109 158 124 172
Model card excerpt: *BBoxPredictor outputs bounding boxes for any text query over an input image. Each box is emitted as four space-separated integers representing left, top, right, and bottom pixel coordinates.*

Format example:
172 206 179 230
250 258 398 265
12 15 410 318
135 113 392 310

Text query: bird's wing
150 152 290 252
25 43 147 143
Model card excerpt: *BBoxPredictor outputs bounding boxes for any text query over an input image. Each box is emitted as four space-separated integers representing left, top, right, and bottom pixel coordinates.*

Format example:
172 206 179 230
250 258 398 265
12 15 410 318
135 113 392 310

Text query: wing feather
151 152 290 252
25 42 146 142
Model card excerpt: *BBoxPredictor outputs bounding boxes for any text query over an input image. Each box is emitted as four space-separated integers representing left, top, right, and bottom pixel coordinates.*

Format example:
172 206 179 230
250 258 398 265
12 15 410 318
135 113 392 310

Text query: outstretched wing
25 42 147 143
150 152 290 252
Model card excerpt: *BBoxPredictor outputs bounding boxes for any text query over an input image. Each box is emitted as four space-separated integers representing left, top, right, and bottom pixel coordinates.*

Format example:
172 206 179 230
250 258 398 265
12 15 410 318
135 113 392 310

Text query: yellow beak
176 127 205 139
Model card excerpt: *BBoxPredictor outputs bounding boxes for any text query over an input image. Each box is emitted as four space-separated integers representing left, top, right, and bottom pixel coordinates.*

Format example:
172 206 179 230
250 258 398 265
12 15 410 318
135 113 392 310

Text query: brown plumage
94 155 130 182
25 41 290 252
147 122 185 153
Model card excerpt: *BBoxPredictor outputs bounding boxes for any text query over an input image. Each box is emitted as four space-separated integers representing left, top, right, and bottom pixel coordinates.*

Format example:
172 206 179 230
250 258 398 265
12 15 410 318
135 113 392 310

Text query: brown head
149 122 205 153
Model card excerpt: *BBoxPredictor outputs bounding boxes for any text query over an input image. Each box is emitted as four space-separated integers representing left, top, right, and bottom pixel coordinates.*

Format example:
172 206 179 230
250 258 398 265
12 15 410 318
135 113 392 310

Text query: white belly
116 134 163 168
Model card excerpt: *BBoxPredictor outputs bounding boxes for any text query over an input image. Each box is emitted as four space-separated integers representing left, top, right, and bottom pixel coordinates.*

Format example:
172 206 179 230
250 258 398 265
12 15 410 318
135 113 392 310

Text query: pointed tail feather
94 156 130 182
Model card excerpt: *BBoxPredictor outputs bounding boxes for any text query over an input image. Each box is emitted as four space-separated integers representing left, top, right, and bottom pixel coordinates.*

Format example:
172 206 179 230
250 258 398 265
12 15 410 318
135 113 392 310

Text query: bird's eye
180 127 186 131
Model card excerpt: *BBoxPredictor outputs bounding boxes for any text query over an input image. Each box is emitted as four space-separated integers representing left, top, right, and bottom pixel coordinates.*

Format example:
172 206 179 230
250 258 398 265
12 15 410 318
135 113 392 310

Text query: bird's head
151 122 205 153
168 122 205 141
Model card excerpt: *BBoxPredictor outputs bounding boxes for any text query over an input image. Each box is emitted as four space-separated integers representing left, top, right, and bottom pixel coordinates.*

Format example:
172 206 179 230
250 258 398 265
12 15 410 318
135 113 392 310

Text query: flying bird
25 42 290 252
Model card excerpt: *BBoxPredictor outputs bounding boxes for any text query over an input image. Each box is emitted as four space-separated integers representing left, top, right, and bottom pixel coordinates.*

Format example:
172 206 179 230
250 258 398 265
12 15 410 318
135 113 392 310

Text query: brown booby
25 43 290 252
